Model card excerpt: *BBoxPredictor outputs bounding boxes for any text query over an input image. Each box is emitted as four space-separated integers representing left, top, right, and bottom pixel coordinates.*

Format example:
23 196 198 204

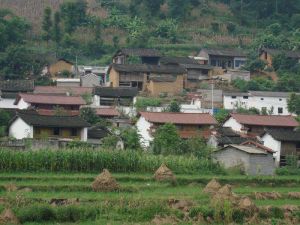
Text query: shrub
135 97 162 111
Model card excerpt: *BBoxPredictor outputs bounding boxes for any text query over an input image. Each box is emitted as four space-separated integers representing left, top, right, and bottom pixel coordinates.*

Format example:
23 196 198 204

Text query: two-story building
136 112 217 147
224 91 297 115
223 113 299 137
197 48 247 70
107 64 186 96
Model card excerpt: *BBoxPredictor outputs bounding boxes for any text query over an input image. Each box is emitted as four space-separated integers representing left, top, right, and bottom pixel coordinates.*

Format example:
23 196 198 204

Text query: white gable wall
224 95 249 110
249 96 289 115
261 133 282 167
9 118 33 139
136 116 153 148
17 98 31 110
223 117 243 133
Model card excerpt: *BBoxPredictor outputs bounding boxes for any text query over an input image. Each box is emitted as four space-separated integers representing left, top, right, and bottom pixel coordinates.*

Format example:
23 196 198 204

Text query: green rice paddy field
0 173 300 224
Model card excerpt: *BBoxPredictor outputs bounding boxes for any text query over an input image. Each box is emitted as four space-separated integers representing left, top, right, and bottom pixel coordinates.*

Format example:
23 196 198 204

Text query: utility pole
75 54 78 77
211 79 214 115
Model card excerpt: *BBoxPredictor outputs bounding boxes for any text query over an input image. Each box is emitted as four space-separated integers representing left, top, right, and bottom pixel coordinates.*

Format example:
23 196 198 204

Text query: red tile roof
140 112 217 125
231 113 299 127
15 93 86 105
95 108 120 117
34 86 93 96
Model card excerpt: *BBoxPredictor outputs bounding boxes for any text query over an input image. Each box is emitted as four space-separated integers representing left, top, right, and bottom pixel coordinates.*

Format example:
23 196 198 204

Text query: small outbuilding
212 144 275 175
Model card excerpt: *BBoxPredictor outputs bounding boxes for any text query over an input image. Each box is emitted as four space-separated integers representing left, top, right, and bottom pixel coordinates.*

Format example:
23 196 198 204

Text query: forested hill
1 0 300 83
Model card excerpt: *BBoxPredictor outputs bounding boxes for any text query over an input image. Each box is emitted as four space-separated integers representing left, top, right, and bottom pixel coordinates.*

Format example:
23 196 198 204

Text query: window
296 143 300 150
53 128 60 136
243 96 248 99
261 98 264 100
279 98 282 101
278 107 283 114
71 128 78 136
231 96 236 99
211 59 217 66
119 81 131 87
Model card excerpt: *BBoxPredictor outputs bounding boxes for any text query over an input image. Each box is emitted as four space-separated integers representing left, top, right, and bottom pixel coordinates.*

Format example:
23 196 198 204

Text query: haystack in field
0 208 20 224
254 192 282 200
211 184 239 206
91 169 119 192
154 164 176 182
203 178 221 194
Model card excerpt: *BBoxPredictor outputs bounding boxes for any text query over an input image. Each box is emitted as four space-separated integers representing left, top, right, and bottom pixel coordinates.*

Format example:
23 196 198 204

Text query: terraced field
0 173 300 224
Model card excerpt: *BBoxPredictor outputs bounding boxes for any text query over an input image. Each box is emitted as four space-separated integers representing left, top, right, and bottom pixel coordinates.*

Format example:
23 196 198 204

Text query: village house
108 64 186 96
9 110 90 141
214 69 250 83
261 129 300 167
212 143 275 175
223 113 299 137
160 56 216 89
80 73 101 87
93 87 138 107
14 93 86 114
77 66 108 84
136 112 217 147
112 48 161 65
259 47 300 67
47 59 74 78
198 48 247 70
188 89 223 110
0 80 34 109
224 91 296 115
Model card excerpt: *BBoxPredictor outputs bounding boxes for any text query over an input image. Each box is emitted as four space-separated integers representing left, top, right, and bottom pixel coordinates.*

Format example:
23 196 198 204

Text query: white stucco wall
0 98 18 109
9 118 33 139
261 133 282 166
136 116 152 148
224 94 290 115
224 95 249 110
223 117 243 133
248 96 289 115
17 98 31 110
81 128 88 141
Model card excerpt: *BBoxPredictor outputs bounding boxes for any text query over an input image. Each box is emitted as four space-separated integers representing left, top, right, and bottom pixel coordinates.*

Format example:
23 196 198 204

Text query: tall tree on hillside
42 7 52 44
60 0 87 34
167 0 189 20
287 93 300 115
52 12 61 45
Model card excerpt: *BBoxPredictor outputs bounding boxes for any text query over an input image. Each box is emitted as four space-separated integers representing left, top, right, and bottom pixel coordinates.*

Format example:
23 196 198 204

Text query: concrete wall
261 133 282 166
136 116 152 148
9 118 33 139
17 98 31 110
213 147 275 175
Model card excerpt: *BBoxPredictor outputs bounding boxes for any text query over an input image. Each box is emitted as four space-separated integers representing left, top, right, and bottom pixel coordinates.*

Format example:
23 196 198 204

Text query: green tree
155 19 178 43
152 123 181 155
42 7 52 44
120 128 141 150
287 93 300 115
143 0 164 16
165 100 181 112
79 107 98 125
167 0 190 20
52 11 61 44
214 109 229 124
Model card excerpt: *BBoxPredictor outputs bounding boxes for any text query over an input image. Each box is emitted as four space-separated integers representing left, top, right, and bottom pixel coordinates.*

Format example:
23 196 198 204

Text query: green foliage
167 0 190 20
232 77 275 92
135 97 162 111
52 12 61 44
287 93 300 115
42 7 52 43
101 134 119 150
155 19 178 43
152 123 181 155
214 109 229 124
226 22 236 34
60 0 87 34
79 107 98 125
81 92 93 105
272 54 298 71
236 106 260 115
164 100 181 112
120 128 141 150
0 149 223 174
181 136 213 159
